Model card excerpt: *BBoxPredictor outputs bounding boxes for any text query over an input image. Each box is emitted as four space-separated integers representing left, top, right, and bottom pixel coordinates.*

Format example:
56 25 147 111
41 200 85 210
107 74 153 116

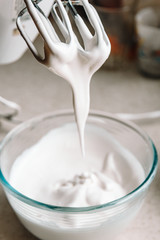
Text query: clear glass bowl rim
0 110 158 213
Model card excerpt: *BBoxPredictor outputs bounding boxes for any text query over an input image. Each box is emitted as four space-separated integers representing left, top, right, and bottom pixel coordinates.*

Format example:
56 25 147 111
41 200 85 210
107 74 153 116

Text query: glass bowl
0 110 158 240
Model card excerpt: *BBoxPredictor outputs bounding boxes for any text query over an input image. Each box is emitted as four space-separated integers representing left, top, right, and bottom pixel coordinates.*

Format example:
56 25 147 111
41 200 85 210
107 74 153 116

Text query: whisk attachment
67 0 78 17
16 3 44 61
16 0 111 70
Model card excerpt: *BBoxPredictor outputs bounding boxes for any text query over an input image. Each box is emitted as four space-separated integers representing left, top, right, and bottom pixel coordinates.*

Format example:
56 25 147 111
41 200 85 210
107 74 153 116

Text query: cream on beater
17 0 111 154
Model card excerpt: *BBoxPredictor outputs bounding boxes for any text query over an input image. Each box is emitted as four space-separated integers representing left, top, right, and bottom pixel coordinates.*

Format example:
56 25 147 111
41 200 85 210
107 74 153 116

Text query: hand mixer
16 0 111 80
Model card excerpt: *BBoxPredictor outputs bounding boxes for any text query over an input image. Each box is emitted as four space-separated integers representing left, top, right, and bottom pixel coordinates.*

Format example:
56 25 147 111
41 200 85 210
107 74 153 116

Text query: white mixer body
0 0 53 64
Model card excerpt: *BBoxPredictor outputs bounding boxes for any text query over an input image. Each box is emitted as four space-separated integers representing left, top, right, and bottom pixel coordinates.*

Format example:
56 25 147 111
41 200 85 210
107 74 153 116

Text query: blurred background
91 0 160 77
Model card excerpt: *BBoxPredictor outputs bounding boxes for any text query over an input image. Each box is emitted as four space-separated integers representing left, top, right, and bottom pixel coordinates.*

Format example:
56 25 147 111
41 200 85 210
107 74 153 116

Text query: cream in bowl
0 110 158 240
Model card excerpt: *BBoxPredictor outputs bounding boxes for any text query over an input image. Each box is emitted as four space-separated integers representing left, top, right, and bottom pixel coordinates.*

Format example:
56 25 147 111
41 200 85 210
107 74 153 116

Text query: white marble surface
0 50 160 240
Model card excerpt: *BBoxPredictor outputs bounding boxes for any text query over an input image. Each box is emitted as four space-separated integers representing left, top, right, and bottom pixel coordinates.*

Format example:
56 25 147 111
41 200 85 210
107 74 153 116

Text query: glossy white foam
10 123 145 207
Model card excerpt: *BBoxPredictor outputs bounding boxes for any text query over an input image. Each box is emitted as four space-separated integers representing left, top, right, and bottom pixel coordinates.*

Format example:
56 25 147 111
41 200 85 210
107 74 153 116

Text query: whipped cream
47 171 125 207
23 0 111 154
9 123 145 207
